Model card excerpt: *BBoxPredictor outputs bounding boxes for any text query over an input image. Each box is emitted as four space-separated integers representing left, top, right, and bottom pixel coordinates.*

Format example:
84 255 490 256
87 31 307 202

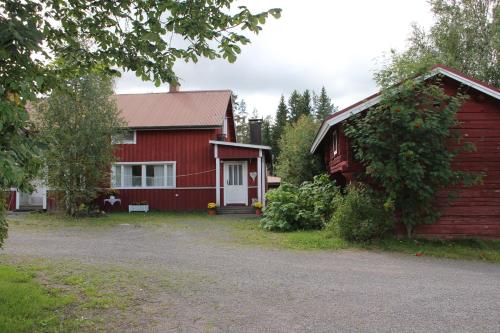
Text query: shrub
328 184 395 242
261 174 339 231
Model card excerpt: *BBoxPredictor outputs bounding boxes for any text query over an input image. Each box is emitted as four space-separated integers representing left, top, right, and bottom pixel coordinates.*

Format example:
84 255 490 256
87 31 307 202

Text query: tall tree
272 95 288 157
0 1 280 246
234 98 249 143
314 87 336 121
298 89 313 118
37 75 124 216
288 90 303 122
375 0 499 87
275 115 322 186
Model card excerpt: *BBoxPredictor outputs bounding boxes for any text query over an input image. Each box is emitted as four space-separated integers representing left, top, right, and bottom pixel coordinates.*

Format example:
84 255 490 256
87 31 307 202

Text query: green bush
328 184 395 242
261 174 339 231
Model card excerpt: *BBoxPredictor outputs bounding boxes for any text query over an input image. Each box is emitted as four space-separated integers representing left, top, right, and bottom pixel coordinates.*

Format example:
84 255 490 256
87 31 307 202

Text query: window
227 164 243 185
332 130 339 156
112 130 136 144
111 162 176 188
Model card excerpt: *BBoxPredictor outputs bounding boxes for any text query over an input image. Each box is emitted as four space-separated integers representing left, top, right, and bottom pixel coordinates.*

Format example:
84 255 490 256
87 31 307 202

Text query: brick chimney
248 118 262 145
169 82 180 93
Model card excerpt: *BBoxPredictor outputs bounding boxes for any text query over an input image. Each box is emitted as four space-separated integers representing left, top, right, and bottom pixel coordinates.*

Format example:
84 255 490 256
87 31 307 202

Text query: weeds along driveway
2 213 500 332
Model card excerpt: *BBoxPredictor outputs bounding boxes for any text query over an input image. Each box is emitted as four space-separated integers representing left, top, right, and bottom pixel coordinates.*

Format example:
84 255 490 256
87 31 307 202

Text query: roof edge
310 65 500 154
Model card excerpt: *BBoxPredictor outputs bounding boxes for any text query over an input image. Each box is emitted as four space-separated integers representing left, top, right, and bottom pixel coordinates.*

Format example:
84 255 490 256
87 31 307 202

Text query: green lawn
0 265 76 333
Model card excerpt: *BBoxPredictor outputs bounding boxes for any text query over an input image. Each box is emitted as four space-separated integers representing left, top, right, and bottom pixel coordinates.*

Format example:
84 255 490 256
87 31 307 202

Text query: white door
224 161 248 205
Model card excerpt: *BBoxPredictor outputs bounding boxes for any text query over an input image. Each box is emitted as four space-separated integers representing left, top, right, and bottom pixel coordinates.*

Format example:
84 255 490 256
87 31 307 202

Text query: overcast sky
115 1 435 117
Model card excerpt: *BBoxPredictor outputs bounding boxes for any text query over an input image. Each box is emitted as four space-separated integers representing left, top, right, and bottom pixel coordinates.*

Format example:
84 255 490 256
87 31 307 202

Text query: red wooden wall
3 191 16 211
107 128 263 211
415 79 500 238
321 78 500 238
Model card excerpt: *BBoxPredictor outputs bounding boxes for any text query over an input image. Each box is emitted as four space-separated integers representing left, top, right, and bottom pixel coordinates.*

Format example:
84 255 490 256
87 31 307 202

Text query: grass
0 264 76 333
229 220 500 262
0 254 202 332
8 211 500 262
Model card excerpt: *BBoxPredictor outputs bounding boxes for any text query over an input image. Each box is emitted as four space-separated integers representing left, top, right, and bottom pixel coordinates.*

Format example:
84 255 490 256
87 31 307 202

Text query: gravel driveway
2 215 499 332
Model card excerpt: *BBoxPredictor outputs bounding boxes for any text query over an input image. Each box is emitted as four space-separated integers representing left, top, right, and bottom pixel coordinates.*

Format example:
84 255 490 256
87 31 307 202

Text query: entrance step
217 206 256 215
17 205 44 212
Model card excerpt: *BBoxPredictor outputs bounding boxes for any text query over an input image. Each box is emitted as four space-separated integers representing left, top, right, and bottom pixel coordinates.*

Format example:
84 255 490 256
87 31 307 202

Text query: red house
7 87 271 212
311 65 500 238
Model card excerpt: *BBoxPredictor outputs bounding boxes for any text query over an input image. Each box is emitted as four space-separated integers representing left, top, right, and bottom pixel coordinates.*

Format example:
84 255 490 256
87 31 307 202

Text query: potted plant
207 202 217 215
128 201 149 213
253 201 263 216
107 189 120 200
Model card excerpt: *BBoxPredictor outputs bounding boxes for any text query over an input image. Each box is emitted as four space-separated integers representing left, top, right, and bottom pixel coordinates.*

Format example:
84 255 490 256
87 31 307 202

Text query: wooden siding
102 188 215 212
218 146 259 159
3 191 16 211
415 79 500 238
114 129 218 187
321 78 500 238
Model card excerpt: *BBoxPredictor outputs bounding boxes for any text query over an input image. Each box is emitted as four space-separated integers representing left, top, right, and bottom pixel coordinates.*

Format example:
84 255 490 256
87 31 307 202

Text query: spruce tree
288 90 302 122
314 87 336 121
272 95 289 156
299 90 313 118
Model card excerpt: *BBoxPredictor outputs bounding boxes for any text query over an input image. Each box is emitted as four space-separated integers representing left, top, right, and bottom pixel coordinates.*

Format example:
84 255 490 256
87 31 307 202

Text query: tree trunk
406 224 414 239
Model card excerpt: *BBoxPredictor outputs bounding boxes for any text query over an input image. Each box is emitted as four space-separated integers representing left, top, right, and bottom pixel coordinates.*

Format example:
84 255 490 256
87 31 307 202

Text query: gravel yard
1 213 499 332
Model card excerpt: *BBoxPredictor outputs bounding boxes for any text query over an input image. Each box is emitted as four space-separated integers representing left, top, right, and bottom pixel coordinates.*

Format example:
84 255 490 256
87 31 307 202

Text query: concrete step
217 206 256 215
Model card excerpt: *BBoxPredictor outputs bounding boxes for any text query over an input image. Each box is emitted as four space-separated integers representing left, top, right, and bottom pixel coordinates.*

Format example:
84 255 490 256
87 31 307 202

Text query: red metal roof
113 90 232 128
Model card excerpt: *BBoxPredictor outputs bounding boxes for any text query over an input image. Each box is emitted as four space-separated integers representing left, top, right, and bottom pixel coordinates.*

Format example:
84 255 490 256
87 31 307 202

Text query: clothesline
176 169 216 178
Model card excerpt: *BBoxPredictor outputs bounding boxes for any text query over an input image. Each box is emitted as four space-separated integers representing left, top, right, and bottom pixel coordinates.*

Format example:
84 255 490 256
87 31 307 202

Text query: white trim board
310 66 500 154
209 140 271 150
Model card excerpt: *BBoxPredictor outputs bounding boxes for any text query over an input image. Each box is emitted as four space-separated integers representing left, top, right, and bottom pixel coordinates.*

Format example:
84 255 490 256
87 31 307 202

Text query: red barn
8 87 271 213
311 65 500 238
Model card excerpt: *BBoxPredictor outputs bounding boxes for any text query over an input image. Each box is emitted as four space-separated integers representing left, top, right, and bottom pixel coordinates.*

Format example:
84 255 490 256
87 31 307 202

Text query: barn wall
415 79 500 238
320 77 500 238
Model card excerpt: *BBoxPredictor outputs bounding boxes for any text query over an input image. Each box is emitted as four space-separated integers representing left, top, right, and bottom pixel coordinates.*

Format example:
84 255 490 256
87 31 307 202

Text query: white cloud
115 0 434 117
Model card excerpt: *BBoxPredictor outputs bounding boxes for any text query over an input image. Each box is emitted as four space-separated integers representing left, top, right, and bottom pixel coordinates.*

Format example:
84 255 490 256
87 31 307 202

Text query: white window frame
112 130 136 145
111 161 176 189
332 130 339 156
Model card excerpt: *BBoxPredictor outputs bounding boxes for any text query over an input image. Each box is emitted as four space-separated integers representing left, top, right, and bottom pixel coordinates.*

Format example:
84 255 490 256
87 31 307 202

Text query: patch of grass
7 211 210 230
225 219 349 250
1 254 213 332
0 265 76 333
224 219 500 262
365 237 500 262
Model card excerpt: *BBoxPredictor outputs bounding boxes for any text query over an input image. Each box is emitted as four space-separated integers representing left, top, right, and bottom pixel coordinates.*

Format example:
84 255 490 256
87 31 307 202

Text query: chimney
248 118 262 145
169 82 180 93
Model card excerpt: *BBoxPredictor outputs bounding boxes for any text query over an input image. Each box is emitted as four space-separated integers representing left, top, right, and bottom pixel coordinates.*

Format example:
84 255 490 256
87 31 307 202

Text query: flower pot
255 208 262 216
208 209 216 216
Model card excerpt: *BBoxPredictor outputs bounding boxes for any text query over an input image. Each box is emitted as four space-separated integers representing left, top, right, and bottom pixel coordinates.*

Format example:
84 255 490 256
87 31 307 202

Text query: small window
112 130 136 144
332 130 339 156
